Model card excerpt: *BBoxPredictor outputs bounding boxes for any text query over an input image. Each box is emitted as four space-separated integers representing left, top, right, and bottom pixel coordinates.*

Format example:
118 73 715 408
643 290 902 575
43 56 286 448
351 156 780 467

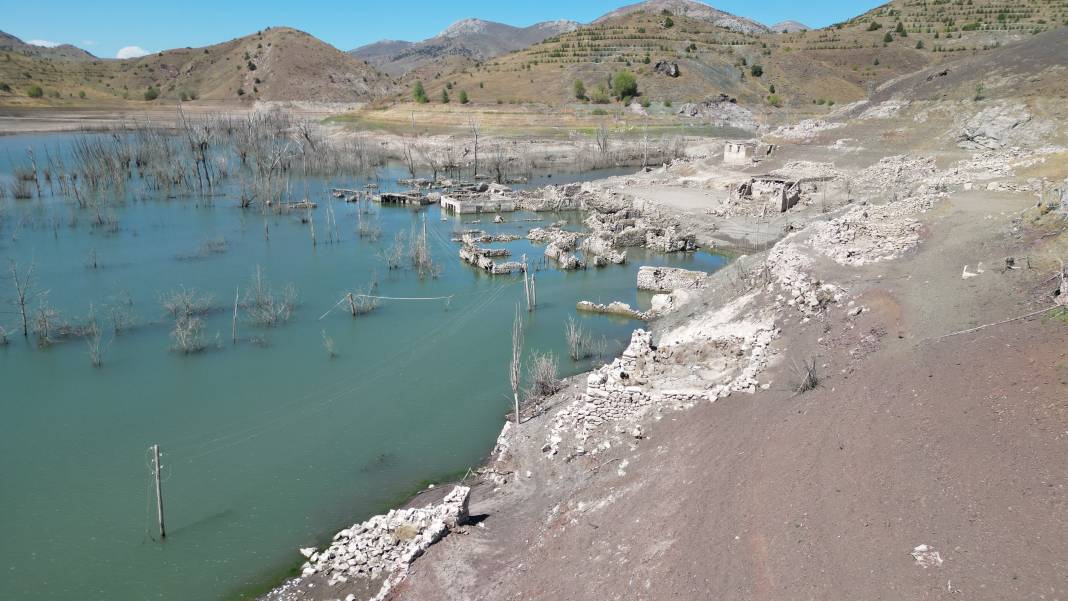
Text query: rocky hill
0 27 393 105
0 31 95 60
770 20 809 33
593 0 770 35
350 18 581 77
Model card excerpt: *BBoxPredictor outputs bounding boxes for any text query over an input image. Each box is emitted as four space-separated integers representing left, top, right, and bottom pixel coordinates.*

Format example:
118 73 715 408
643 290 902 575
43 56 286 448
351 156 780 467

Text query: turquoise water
0 132 727 601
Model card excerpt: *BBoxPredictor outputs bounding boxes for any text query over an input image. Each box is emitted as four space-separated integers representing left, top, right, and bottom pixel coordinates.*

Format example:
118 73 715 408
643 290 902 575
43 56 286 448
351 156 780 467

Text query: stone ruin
636 266 709 293
737 175 802 213
723 141 775 165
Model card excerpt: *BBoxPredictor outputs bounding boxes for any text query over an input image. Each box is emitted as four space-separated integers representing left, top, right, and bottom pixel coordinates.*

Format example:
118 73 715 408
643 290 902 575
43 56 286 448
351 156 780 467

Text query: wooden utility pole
232 287 239 344
151 444 166 539
530 274 537 309
522 254 531 311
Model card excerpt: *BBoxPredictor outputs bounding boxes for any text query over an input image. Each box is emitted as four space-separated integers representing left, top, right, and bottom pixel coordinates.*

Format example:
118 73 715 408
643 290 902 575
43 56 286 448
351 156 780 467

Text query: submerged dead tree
8 259 37 338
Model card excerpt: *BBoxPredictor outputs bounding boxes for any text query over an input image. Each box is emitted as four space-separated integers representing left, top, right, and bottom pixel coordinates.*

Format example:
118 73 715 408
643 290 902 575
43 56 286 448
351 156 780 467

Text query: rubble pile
676 94 761 131
766 242 842 316
514 183 592 211
770 161 842 181
807 193 943 266
853 155 937 194
289 486 470 601
771 119 844 142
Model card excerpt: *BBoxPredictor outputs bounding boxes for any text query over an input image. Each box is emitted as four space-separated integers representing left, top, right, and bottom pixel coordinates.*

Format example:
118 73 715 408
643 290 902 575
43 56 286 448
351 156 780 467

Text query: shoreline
256 91 1067 600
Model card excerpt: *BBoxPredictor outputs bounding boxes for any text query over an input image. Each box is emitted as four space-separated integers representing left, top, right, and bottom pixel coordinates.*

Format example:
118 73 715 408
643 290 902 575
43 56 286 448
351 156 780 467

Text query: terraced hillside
0 27 393 106
404 0 1066 109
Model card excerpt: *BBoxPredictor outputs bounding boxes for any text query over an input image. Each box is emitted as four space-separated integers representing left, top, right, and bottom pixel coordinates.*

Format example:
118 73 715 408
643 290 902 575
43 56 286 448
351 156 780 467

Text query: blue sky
0 0 884 59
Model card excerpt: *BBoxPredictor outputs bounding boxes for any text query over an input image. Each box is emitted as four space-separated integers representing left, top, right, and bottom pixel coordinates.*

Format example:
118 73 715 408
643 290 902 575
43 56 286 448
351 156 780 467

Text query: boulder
654 61 681 77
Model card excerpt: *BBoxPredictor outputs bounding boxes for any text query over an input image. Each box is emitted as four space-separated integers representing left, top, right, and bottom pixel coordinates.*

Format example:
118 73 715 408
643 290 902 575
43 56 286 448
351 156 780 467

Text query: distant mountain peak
594 0 769 35
771 20 810 33
438 18 493 39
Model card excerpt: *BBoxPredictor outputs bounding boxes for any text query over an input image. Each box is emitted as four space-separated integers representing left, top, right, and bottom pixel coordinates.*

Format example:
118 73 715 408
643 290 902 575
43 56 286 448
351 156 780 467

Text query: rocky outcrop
636 266 708 292
957 103 1048 150
654 61 680 77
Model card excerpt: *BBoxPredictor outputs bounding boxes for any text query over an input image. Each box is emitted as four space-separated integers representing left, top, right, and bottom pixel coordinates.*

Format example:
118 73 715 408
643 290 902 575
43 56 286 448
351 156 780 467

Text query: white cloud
28 39 60 48
116 45 151 59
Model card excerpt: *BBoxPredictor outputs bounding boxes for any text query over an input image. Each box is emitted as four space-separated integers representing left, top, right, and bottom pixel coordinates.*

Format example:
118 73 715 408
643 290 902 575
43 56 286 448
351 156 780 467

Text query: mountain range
350 18 580 77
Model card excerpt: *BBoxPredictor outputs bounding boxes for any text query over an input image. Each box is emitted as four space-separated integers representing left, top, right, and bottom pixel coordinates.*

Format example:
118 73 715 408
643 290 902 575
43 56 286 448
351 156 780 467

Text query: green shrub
664 99 672 108
144 86 159 101
236 88 245 97
412 81 428 103
0 82 11 92
27 85 43 98
767 94 782 107
750 65 763 77
440 89 449 103
78 90 86 99
663 16 674 28
611 70 638 99
769 84 776 94
867 21 883 31
590 85 611 104
459 89 468 104
916 40 924 49
592 108 608 115
573 79 586 100
883 32 893 43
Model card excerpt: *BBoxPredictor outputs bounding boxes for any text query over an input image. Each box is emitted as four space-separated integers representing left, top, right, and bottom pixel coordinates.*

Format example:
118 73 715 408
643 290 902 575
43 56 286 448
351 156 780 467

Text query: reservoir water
0 131 727 601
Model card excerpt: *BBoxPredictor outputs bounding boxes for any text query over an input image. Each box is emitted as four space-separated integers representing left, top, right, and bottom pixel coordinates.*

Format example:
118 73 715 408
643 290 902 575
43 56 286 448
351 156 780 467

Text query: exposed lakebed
0 130 726 601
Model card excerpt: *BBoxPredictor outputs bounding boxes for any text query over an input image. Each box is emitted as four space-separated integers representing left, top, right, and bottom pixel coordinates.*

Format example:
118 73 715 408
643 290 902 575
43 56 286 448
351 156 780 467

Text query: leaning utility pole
151 444 166 539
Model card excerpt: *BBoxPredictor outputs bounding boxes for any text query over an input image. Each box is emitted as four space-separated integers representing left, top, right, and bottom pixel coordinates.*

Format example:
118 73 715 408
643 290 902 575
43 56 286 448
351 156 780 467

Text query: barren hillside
351 19 580 79
0 27 393 106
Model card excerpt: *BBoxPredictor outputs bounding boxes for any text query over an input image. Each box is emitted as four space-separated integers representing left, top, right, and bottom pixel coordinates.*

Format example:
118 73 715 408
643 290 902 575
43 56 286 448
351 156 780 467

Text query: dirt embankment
254 87 1068 601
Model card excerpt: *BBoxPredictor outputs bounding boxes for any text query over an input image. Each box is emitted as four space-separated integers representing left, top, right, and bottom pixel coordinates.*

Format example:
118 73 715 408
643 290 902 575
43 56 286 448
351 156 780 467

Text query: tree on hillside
611 71 637 100
441 89 450 104
750 65 764 77
144 87 160 101
27 85 43 98
573 79 586 100
883 31 894 44
412 81 428 103
896 21 907 36
459 90 469 104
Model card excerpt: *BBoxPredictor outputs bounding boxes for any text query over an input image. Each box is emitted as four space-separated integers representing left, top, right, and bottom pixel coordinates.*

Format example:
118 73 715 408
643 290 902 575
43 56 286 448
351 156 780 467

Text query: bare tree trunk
8 259 34 337
470 119 481 180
